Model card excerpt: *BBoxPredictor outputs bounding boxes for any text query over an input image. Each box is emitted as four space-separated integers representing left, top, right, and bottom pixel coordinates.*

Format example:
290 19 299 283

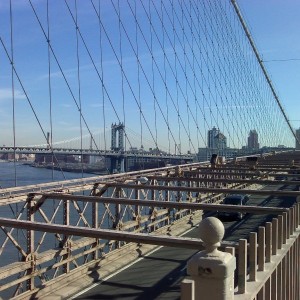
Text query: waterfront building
207 127 219 149
248 130 259 150
207 127 227 156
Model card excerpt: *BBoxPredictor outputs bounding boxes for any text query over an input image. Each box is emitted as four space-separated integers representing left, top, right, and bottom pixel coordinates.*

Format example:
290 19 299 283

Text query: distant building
296 128 300 150
208 127 219 149
207 127 227 156
247 130 259 150
197 147 247 162
215 132 227 151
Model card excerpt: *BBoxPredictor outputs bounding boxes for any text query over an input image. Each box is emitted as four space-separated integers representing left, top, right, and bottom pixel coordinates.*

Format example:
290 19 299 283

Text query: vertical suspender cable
117 0 126 171
171 0 182 155
97 1 109 174
74 0 84 179
179 0 191 154
160 1 171 155
231 0 298 144
148 1 159 166
134 1 144 168
9 0 17 187
46 0 54 181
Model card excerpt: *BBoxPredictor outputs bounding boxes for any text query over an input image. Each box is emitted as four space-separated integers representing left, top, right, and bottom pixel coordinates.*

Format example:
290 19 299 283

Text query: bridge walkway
70 183 298 300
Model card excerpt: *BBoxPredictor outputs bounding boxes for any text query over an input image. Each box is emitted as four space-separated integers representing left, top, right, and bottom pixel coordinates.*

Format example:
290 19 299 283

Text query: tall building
247 130 259 150
296 128 300 149
207 127 227 155
215 132 227 150
208 127 219 149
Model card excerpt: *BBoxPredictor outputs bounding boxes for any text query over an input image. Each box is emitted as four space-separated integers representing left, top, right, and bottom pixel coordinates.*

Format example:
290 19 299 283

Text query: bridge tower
111 123 124 151
111 123 125 173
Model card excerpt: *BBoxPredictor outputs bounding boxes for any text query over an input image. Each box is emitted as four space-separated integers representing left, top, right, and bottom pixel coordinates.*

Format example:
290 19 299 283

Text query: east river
0 161 94 188
0 161 104 300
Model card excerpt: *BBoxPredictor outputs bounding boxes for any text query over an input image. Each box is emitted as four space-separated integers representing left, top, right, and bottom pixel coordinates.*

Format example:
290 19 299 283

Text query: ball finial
198 217 224 253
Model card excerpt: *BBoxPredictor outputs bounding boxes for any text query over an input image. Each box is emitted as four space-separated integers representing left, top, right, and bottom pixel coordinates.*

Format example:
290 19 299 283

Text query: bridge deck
70 182 298 300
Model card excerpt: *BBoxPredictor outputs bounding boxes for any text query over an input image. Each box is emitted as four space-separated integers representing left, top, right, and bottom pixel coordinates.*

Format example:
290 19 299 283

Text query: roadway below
71 183 298 300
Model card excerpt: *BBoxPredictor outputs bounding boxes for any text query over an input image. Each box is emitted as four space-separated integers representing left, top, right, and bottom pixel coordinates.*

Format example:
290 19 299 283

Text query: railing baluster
238 239 247 294
287 249 291 300
293 205 296 232
283 256 287 300
292 243 296 300
257 286 264 300
181 279 194 300
297 202 300 228
272 218 278 256
258 226 265 272
249 232 257 281
265 222 272 263
288 208 292 238
225 246 235 256
290 206 294 234
295 240 298 300
271 269 277 300
278 215 283 250
278 261 282 300
265 277 271 300
283 212 287 244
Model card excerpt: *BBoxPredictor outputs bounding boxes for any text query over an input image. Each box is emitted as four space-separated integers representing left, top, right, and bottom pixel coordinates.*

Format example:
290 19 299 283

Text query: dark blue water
0 161 94 188
0 162 98 298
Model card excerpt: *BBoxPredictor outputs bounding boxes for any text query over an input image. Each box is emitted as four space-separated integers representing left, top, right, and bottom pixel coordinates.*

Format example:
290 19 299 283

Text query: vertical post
283 212 287 244
271 269 278 300
186 217 236 300
115 187 121 248
91 183 99 260
272 218 278 256
181 279 195 300
92 201 99 260
265 222 272 263
238 239 247 294
278 261 283 300
278 215 283 249
249 232 257 281
289 207 293 237
293 205 296 232
288 209 292 238
26 195 35 291
258 226 265 271
135 184 141 230
63 198 70 273
296 202 300 228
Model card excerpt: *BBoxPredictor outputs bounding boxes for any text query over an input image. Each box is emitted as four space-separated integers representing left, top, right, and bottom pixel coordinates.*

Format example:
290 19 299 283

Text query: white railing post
186 217 236 300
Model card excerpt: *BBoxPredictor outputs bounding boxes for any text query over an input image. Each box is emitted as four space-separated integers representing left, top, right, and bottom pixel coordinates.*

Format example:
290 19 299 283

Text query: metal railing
0 151 299 299
181 202 300 300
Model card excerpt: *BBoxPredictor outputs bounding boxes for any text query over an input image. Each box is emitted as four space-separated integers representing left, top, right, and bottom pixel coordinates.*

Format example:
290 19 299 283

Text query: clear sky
0 1 298 152
237 0 300 130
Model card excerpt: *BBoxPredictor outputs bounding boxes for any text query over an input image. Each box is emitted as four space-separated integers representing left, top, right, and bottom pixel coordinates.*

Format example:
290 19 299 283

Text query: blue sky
238 0 300 129
0 0 298 152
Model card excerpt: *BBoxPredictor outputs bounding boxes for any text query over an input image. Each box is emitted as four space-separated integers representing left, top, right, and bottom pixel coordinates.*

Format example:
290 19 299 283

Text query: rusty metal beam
100 183 300 197
193 166 299 172
0 217 234 250
38 193 289 214
146 176 300 186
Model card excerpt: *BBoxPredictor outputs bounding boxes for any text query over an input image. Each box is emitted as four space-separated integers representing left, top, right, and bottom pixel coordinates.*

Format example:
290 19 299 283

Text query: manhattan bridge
0 1 299 299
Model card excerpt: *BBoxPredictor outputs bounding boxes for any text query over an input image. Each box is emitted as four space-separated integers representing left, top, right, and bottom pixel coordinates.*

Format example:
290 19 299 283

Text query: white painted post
186 217 236 300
